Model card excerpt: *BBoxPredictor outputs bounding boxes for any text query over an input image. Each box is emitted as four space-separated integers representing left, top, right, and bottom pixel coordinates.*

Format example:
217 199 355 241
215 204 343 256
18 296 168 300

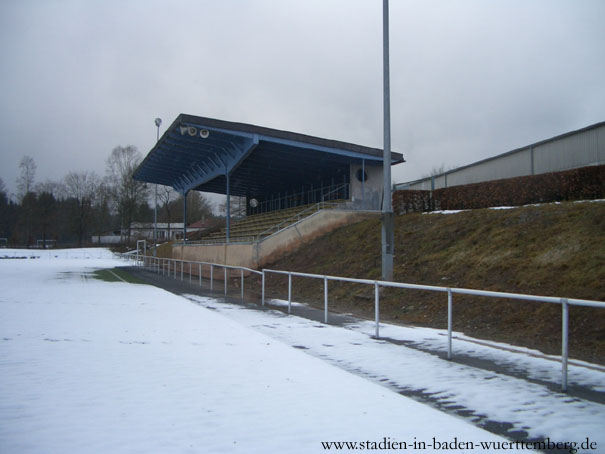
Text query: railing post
189 262 192 284
241 269 244 299
199 263 202 287
262 270 265 306
224 267 227 295
288 273 292 314
210 265 214 290
447 289 453 360
562 298 569 392
324 277 328 324
374 282 380 338
174 260 177 279
180 261 183 281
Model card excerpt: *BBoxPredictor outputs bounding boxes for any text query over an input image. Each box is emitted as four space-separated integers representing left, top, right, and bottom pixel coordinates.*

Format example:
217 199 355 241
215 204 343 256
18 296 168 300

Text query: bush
393 164 605 213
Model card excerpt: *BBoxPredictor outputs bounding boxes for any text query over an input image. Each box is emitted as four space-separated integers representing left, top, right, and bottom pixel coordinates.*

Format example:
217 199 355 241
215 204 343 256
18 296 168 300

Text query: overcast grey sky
1 0 604 197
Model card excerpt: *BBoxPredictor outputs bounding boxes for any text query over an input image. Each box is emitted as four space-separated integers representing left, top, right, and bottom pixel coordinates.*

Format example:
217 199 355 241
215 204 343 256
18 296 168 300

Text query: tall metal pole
382 0 394 281
153 118 162 256
183 191 187 243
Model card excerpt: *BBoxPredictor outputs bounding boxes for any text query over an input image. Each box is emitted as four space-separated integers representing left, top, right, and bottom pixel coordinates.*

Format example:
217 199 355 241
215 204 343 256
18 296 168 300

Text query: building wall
349 162 384 210
396 122 605 191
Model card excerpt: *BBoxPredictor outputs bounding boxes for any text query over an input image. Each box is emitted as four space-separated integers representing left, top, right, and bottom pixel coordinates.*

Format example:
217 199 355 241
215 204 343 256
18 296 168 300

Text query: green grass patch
92 268 147 285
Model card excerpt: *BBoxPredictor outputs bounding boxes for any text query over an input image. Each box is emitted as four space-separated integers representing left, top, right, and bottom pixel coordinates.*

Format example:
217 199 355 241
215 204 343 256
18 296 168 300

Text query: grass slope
263 201 605 364
93 267 148 285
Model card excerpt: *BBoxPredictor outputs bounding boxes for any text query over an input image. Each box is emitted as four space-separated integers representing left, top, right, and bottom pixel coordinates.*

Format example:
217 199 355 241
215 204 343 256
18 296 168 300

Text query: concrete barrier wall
172 209 378 269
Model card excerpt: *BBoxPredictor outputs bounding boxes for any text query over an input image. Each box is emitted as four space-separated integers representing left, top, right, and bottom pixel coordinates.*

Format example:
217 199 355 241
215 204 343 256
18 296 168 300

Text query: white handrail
120 253 604 392
262 267 604 392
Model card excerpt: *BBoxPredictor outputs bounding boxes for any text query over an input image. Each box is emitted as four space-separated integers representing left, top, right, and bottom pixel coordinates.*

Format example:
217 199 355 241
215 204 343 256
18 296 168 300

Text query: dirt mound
262 201 605 364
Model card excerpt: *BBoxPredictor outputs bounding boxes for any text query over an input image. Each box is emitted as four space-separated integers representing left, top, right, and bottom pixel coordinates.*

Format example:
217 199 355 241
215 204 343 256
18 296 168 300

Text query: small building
91 222 207 245
395 121 605 191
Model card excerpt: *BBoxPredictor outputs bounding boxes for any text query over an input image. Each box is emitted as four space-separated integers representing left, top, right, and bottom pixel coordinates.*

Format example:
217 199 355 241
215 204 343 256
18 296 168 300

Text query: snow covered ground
423 198 604 215
1 250 602 453
0 247 114 259
187 296 604 449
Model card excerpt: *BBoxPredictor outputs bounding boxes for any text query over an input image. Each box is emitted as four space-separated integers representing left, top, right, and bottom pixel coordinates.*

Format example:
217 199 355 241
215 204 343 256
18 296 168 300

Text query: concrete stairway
196 201 344 244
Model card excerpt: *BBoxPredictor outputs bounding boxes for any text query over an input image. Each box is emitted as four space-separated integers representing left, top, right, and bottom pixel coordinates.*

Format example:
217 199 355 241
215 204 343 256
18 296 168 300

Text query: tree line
0 146 216 248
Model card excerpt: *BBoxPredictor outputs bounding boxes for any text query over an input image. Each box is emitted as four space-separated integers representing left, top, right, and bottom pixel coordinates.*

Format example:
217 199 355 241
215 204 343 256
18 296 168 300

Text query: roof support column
362 158 365 206
183 191 187 243
226 172 230 243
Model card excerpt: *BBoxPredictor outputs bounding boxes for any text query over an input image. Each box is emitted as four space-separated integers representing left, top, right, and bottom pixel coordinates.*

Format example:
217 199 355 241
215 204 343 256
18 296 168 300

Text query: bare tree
91 179 114 244
35 179 66 200
36 191 57 248
0 178 9 241
105 145 149 244
186 191 215 223
64 171 101 246
16 155 36 199
422 163 458 179
158 185 179 240
219 195 244 218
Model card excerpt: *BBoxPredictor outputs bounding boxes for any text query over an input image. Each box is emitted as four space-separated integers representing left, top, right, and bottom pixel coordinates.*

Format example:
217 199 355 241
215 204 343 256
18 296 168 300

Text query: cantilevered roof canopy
134 114 404 197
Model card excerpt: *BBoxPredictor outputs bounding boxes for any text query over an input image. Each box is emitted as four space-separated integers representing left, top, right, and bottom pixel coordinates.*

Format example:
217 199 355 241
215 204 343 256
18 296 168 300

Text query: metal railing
186 200 345 245
120 254 262 300
248 183 350 215
254 201 344 240
261 269 605 393
118 253 604 392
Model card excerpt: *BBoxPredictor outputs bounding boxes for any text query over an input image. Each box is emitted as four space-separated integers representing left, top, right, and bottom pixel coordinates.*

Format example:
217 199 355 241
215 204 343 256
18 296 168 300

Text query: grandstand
134 114 403 265
190 200 345 244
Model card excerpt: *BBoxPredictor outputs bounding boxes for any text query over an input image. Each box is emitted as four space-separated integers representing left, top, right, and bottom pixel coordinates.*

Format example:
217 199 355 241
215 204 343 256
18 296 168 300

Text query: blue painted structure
134 114 404 241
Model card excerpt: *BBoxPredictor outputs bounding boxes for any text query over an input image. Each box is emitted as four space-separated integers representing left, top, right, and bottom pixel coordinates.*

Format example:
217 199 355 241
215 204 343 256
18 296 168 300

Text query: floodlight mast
382 0 394 281
153 118 162 256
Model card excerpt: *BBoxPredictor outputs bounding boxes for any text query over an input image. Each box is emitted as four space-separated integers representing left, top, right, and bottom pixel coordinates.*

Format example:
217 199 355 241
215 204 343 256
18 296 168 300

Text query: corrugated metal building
395 121 605 191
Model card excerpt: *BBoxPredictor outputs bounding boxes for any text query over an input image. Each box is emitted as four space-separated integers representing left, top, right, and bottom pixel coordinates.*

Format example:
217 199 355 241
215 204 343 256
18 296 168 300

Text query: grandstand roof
134 114 404 196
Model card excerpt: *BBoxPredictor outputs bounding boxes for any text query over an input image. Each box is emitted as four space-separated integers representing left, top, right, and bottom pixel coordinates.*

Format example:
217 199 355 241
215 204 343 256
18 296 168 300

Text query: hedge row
392 190 433 214
393 164 605 214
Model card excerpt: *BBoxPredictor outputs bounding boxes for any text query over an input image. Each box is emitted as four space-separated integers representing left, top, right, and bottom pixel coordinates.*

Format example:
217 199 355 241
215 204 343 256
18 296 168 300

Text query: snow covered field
1 250 602 453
